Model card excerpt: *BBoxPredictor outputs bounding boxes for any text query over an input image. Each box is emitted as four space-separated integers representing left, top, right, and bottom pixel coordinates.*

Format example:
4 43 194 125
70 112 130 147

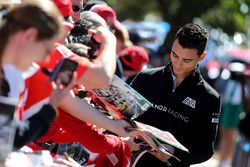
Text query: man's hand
120 137 140 152
126 128 159 152
88 26 116 48
110 119 132 137
52 155 81 167
149 144 174 163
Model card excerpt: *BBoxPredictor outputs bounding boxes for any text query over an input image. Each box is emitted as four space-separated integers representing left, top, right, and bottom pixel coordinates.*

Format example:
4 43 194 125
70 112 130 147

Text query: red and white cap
52 0 73 18
90 4 121 29
120 46 149 71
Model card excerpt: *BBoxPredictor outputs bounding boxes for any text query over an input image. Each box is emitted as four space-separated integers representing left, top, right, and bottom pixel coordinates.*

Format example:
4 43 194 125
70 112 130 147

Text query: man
130 23 221 167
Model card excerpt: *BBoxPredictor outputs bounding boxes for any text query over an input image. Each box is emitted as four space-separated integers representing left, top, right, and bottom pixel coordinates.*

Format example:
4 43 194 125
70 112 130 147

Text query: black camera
67 19 100 59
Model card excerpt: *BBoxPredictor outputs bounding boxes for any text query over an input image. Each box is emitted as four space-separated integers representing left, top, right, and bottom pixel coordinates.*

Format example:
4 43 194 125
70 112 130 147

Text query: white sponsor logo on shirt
212 118 219 123
182 97 196 109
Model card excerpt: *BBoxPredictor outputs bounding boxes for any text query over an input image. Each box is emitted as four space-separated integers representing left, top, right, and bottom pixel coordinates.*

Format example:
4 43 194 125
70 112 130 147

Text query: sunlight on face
33 39 55 62
20 39 56 71
170 39 200 78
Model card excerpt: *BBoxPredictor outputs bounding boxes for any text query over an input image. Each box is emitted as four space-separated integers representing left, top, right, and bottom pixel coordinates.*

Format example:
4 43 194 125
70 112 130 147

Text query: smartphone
49 58 78 87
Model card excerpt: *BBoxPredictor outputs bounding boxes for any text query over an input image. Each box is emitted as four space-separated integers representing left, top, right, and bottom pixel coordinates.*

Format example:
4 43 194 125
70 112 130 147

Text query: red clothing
24 44 90 117
24 44 131 165
91 144 132 167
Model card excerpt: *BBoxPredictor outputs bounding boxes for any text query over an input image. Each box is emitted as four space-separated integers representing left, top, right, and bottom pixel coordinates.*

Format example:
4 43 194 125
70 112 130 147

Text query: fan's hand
149 144 174 163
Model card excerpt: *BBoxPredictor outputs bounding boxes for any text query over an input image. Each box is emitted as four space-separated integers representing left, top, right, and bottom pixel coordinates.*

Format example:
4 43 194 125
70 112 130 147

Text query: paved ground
190 152 232 167
191 158 219 167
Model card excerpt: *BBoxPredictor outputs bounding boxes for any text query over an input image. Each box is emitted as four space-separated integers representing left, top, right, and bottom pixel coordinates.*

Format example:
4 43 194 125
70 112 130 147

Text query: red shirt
24 44 131 161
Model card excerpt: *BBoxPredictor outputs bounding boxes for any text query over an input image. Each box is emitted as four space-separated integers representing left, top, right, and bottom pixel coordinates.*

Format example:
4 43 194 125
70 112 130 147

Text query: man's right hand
89 26 116 47
149 144 174 163
110 119 132 137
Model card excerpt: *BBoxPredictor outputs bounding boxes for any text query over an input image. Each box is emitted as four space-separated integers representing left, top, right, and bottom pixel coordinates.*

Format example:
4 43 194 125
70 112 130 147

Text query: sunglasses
72 5 82 12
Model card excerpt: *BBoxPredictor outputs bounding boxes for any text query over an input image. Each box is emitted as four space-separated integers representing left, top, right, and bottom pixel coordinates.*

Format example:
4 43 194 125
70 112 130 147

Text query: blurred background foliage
105 0 250 47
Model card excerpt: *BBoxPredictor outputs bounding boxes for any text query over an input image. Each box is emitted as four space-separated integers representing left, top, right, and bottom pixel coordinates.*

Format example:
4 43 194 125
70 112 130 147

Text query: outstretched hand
120 137 140 152
126 128 160 152
88 26 116 45
110 119 133 137
126 126 175 164
149 144 174 164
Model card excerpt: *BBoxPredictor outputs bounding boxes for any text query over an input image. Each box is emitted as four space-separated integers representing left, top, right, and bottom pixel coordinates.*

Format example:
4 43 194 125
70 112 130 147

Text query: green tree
202 0 249 35
155 0 221 47
106 0 250 47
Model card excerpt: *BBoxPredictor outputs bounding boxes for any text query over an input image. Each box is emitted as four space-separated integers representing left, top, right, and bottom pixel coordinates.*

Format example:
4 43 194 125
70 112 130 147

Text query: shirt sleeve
173 95 221 165
45 109 126 154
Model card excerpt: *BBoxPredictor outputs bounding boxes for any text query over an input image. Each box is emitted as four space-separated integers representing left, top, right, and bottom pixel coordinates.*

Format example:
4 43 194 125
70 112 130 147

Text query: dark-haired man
130 23 221 167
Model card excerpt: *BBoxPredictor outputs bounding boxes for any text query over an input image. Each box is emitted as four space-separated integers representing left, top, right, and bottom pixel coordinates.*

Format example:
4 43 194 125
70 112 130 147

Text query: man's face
170 39 201 78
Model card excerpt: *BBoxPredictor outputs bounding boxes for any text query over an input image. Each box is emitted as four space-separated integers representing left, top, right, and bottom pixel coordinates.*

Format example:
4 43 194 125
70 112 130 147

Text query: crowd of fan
0 0 150 166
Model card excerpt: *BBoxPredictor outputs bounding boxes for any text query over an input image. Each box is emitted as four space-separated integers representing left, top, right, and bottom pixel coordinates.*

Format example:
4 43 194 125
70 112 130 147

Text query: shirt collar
165 62 202 87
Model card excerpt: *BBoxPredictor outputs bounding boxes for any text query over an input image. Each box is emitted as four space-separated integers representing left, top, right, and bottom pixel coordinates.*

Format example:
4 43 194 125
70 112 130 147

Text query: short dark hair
174 23 208 56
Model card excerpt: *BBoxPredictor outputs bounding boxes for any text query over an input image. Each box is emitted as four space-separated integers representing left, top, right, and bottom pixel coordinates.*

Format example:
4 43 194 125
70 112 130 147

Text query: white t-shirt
2 65 27 126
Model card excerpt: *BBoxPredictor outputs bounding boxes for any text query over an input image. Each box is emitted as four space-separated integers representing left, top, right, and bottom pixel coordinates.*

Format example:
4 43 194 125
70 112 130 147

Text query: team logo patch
212 118 219 123
182 97 196 109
